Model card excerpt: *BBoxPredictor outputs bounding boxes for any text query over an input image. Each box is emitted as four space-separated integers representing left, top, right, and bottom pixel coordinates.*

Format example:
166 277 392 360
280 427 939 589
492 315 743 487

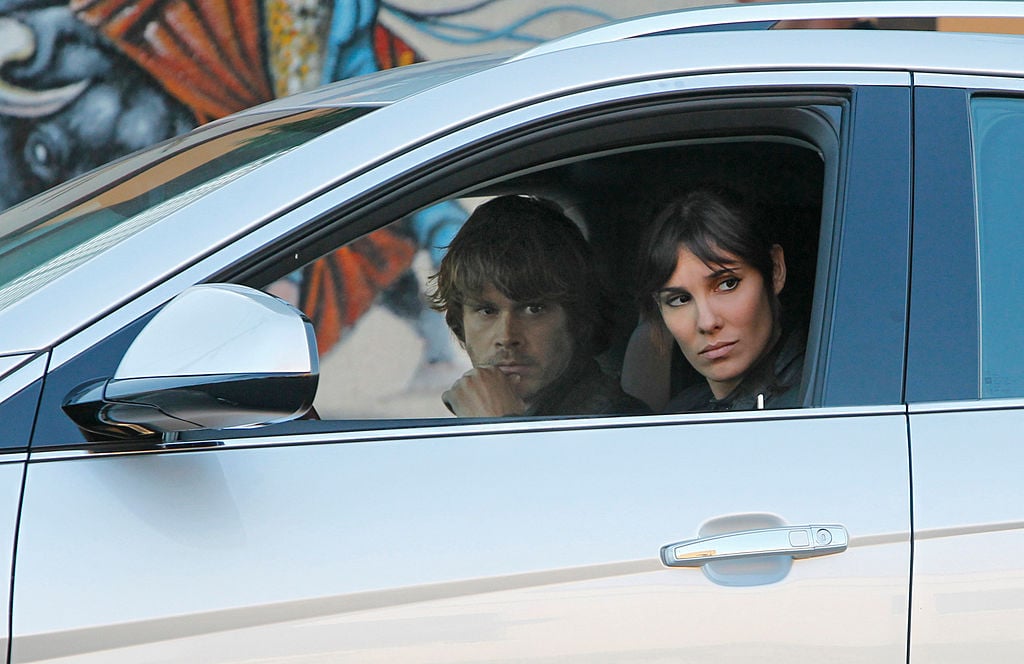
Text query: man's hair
429 194 610 354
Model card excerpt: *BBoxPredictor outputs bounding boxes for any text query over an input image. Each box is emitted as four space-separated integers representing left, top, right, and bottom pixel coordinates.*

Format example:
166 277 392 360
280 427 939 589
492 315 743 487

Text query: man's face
461 284 575 406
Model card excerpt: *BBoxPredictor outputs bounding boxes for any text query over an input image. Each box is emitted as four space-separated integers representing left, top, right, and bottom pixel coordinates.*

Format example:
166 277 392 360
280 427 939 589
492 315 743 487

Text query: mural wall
0 0 713 213
0 0 712 418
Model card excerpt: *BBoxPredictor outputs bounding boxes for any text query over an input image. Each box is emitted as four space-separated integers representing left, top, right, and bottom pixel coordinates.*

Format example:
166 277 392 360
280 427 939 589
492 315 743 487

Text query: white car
0 2 1022 661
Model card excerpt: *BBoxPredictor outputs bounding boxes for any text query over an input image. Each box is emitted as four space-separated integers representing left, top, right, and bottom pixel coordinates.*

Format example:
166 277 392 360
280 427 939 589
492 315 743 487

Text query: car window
265 205 469 419
35 92 912 449
262 135 829 421
972 96 1024 398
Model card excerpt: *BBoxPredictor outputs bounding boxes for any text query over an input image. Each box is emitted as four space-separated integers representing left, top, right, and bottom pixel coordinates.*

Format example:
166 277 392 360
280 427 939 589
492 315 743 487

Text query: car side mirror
63 284 319 441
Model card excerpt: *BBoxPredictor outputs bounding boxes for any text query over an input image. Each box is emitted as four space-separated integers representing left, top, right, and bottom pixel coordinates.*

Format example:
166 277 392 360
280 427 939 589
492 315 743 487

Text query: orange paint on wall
937 17 1024 35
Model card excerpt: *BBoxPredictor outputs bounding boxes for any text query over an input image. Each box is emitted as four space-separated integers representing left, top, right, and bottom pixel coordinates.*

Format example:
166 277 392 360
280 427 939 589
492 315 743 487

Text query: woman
635 186 805 412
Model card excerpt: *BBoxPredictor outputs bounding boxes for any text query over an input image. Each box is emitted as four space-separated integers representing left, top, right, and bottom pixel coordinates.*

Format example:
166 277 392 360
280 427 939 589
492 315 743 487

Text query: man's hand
442 366 527 417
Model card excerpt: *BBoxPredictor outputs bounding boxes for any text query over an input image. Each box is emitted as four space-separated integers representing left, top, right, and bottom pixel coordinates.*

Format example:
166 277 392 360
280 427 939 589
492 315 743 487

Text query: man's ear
770 244 787 295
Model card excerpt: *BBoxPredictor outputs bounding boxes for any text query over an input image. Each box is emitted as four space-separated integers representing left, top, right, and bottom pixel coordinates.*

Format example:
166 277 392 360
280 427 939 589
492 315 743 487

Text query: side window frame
233 92 881 423
32 84 910 448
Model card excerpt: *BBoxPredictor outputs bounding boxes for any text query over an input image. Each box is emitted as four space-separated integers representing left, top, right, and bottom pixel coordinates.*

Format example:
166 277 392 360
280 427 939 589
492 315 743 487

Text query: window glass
262 139 825 421
0 107 370 313
973 97 1024 398
266 202 472 419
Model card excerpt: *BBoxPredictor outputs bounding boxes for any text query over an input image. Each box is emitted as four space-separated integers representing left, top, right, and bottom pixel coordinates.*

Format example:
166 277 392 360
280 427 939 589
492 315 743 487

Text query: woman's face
656 243 786 399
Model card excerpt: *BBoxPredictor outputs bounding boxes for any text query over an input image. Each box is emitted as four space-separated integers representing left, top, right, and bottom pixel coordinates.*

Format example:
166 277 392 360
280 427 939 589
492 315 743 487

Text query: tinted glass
973 97 1024 398
0 377 42 450
0 107 371 314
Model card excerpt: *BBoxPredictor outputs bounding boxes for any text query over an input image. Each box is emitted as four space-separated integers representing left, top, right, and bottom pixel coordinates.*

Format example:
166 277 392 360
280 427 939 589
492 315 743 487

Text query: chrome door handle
661 525 848 567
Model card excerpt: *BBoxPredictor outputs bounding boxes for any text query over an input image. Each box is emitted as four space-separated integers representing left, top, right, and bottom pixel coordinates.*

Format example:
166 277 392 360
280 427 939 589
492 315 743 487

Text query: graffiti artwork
0 0 629 414
0 0 625 206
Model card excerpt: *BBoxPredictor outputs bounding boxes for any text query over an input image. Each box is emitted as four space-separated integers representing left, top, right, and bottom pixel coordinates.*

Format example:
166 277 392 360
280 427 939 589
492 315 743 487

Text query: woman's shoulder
664 325 807 414
774 325 806 387
664 381 715 413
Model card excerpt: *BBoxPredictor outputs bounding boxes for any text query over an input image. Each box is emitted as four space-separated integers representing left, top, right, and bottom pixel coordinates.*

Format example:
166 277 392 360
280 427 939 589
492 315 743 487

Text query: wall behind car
0 0 712 214
0 0 715 414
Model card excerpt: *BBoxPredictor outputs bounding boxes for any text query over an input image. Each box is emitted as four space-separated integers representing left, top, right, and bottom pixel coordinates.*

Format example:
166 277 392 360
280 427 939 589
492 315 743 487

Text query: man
429 195 649 417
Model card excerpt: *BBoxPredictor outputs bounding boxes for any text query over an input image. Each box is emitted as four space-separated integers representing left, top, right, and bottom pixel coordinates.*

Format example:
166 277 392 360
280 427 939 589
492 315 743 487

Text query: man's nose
494 312 522 347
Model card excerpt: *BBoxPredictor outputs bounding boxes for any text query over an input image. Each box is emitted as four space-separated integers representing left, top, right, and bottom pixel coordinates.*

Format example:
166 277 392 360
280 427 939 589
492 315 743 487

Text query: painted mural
0 0 709 416
0 0 652 211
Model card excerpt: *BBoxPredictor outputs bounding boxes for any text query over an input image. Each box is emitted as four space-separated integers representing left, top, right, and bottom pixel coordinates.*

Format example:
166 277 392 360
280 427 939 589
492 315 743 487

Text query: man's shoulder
542 360 651 416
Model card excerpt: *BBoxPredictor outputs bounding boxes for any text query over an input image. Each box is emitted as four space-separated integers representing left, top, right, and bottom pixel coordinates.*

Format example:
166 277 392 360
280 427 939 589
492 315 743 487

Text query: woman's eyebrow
706 265 741 279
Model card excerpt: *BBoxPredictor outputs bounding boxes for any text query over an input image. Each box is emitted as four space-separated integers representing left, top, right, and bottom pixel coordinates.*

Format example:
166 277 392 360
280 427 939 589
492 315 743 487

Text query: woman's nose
695 300 722 334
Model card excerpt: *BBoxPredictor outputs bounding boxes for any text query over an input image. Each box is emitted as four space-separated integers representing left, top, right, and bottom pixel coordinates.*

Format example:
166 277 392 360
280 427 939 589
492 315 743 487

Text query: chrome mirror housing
63 284 319 440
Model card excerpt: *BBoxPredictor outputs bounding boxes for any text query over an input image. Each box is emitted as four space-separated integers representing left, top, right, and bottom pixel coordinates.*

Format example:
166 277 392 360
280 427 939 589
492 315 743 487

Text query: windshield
0 106 373 312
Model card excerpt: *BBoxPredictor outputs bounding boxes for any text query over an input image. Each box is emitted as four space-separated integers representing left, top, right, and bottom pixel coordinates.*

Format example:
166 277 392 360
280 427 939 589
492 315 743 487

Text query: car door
0 357 36 660
11 68 913 664
907 77 1024 662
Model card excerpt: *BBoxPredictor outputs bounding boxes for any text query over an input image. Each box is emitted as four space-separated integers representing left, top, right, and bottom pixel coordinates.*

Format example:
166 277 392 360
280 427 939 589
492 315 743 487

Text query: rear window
972 96 1024 397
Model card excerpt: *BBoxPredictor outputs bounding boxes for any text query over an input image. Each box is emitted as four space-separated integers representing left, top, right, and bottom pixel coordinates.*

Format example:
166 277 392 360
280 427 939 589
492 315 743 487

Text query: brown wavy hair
428 195 612 355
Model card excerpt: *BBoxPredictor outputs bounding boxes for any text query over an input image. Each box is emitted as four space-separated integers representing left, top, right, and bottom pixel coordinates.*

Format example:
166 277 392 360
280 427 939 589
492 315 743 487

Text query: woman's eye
525 304 546 315
476 306 496 316
662 293 690 308
719 277 740 292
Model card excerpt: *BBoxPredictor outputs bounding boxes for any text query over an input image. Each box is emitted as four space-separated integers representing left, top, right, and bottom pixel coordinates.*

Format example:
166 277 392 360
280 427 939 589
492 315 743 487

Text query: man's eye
525 304 546 314
719 277 740 292
476 306 496 316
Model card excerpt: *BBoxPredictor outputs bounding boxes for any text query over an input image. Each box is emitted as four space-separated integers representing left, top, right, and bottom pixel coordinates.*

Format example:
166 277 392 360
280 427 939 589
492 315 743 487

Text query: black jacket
664 328 805 413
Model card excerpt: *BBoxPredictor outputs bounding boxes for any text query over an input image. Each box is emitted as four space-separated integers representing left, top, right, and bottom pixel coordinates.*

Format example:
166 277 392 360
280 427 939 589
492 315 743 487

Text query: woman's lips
700 341 736 360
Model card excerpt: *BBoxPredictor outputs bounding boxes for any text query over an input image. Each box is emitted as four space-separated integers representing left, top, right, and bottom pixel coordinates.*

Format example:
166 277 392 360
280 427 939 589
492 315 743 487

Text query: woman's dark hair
636 186 778 324
429 194 613 355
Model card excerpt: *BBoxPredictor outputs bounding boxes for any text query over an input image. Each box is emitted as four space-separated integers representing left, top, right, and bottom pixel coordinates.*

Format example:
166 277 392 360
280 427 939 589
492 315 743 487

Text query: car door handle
661 524 848 567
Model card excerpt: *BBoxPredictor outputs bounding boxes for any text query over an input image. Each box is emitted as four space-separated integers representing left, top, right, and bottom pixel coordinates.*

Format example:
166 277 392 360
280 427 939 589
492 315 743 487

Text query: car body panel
0 352 39 664
906 73 1024 661
13 409 910 663
908 404 1024 662
0 463 22 660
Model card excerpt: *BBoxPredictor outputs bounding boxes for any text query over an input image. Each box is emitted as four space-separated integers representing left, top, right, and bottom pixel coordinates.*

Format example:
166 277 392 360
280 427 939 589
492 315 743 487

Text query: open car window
29 92 861 448
252 102 835 424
